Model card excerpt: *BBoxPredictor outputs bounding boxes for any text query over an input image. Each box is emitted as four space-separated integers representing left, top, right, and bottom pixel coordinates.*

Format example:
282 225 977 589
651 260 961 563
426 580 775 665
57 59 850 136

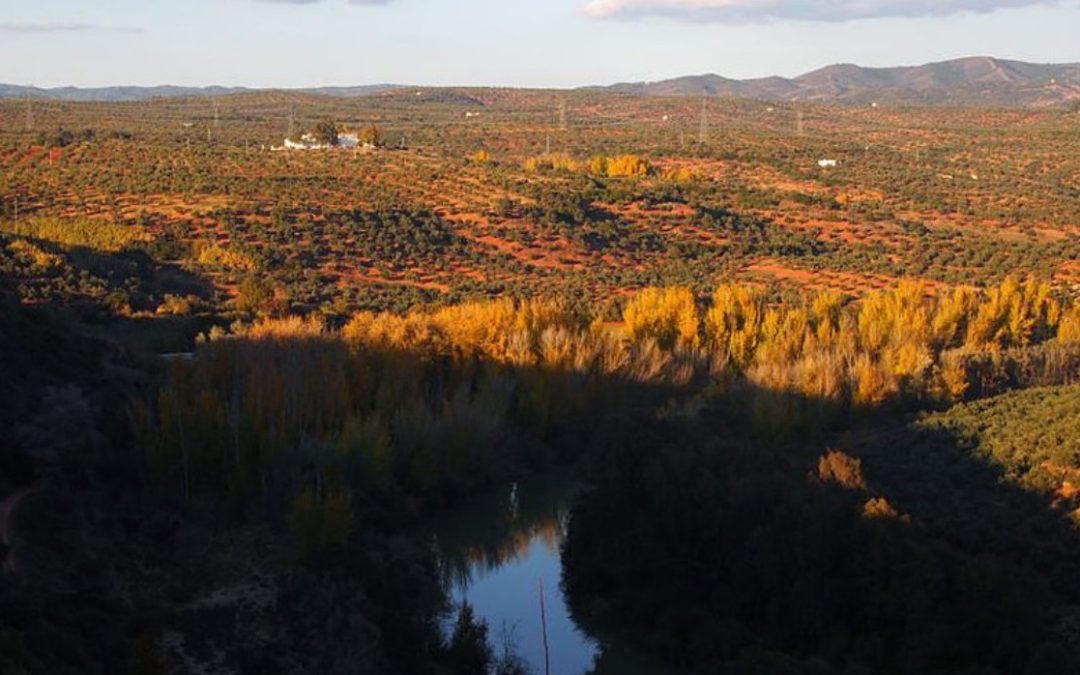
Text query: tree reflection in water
428 469 675 675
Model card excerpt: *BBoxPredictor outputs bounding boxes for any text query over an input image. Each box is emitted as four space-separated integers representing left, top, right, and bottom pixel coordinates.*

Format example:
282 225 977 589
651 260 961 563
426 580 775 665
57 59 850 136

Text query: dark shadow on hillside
563 386 1080 674
4 294 1080 674
3 235 221 351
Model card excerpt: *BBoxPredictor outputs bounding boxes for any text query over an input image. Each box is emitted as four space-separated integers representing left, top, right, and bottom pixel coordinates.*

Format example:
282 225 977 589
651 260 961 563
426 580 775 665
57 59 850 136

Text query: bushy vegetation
918 383 1080 494
6 89 1080 674
5 90 1080 319
2 216 151 252
140 279 1080 513
563 394 1080 674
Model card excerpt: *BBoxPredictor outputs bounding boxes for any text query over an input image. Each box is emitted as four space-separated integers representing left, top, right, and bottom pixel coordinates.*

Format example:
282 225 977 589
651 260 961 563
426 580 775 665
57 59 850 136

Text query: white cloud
0 23 142 33
582 0 1060 23
256 0 393 5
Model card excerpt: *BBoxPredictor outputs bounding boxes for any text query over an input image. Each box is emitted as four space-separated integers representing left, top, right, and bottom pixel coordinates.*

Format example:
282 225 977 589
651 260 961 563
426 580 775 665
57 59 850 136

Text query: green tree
289 489 354 562
359 125 382 147
236 274 274 314
313 119 339 146
446 603 492 675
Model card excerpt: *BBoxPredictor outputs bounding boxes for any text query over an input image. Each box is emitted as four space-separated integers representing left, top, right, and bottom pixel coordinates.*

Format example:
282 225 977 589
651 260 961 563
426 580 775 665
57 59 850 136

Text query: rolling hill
598 57 1080 108
0 83 400 102
4 57 1080 108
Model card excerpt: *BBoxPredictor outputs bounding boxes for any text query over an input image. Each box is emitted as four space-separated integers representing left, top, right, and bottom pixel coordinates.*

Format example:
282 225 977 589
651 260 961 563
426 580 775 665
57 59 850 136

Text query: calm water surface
428 470 674 675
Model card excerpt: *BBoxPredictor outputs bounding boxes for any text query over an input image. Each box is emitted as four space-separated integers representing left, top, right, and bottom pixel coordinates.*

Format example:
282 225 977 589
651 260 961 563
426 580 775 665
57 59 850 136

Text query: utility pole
211 99 220 142
698 94 708 144
796 109 805 137
558 100 567 132
25 85 34 132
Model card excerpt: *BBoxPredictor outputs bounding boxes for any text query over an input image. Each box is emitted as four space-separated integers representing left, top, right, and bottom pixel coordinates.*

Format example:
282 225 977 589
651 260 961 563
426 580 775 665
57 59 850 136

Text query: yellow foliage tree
1060 304 1080 343
966 277 1060 349
196 240 256 271
704 284 766 370
662 166 702 183
622 287 699 350
851 353 896 407
818 449 867 490
523 153 579 173
931 287 979 351
605 154 651 178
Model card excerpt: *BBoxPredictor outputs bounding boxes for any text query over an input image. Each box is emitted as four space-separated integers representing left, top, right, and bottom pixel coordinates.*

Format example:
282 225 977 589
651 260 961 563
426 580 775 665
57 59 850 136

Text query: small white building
284 133 327 150
818 159 838 168
281 132 365 151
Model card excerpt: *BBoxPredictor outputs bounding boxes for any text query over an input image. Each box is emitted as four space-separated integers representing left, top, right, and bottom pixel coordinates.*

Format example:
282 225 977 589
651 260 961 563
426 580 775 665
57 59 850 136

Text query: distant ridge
0 83 401 102
5 58 1080 107
594 57 1080 108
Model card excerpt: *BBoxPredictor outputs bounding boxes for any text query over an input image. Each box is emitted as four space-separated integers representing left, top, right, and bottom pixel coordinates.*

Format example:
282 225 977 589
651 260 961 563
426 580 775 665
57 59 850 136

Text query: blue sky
2 0 1080 88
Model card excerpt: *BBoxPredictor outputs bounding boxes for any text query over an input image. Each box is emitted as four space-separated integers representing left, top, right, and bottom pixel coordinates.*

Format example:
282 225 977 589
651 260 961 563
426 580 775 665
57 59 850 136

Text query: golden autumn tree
588 155 608 176
966 277 1060 349
622 287 699 350
931 286 979 351
605 154 651 178
704 284 766 370
1060 304 1080 343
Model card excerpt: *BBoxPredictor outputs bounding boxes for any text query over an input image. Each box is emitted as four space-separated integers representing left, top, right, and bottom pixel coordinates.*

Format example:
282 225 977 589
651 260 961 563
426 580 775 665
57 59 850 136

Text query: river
428 469 674 675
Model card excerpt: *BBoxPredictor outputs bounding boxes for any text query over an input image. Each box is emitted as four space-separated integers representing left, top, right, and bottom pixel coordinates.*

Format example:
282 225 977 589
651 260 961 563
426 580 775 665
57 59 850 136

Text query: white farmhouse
280 132 366 151
283 133 326 150
818 159 838 168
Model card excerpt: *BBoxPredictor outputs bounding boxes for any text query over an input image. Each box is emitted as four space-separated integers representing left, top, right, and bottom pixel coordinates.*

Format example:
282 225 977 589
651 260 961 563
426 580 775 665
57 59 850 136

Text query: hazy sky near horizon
3 0 1080 88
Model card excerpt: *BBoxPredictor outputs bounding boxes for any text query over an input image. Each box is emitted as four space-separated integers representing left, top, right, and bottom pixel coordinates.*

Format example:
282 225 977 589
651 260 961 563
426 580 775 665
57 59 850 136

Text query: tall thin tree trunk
538 577 551 675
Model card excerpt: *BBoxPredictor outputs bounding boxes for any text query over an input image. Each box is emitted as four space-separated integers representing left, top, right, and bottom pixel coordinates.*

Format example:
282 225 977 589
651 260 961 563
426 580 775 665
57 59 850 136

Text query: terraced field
2 89 1079 325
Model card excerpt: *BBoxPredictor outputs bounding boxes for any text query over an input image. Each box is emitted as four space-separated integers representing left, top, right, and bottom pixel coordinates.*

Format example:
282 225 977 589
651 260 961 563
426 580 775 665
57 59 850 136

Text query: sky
2 0 1080 88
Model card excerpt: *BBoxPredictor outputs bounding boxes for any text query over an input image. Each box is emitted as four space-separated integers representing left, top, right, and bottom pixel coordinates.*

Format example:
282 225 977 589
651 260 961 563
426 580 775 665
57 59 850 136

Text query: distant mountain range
0 83 400 102
597 57 1080 108
3 58 1080 108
